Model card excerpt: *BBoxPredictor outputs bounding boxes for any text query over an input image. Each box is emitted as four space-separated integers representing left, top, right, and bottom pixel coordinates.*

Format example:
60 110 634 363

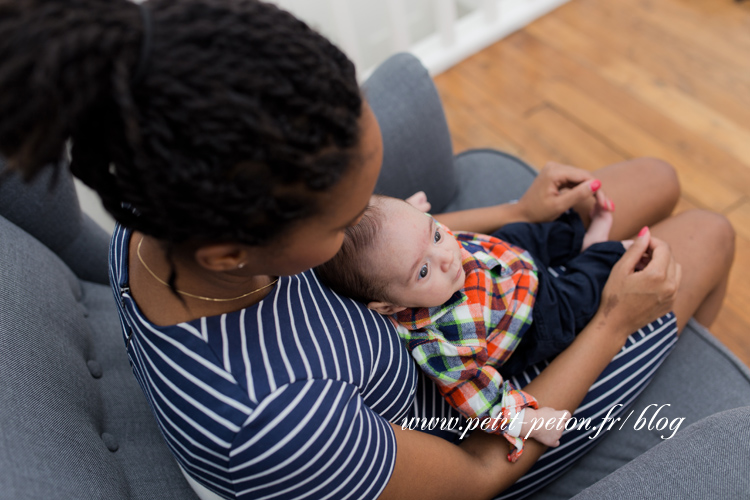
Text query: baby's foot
582 203 613 251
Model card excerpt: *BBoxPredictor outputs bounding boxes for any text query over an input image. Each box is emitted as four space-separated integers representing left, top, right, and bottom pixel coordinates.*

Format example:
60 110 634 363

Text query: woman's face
259 101 384 276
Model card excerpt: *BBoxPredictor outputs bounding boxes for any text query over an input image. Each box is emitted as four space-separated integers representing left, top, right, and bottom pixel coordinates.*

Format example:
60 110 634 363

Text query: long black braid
0 0 363 296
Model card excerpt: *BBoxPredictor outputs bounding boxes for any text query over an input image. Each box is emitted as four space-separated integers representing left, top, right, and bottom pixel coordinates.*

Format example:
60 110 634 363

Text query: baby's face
372 198 466 309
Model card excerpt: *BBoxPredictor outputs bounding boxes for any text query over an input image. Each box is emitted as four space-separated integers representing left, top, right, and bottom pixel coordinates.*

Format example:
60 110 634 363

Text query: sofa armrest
0 159 110 285
571 405 750 499
363 53 458 211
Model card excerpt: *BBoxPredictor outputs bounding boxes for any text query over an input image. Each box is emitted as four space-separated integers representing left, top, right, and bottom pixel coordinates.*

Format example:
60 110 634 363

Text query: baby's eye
418 264 429 279
434 229 442 243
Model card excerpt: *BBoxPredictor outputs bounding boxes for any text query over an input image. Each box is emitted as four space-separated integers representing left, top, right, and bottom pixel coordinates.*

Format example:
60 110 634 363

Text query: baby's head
316 195 466 315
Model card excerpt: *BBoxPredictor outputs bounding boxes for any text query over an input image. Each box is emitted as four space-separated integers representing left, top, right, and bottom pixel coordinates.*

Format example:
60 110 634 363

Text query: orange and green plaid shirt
394 225 540 461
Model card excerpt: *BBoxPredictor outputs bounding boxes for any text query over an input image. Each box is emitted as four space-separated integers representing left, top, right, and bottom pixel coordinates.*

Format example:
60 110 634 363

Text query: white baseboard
362 0 569 79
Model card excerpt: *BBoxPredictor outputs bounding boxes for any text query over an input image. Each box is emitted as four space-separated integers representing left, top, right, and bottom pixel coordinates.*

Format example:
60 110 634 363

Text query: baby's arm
510 407 570 447
396 321 539 461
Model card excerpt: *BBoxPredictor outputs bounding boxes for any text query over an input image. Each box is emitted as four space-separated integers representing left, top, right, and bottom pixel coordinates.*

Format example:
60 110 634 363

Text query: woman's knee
634 157 681 208
708 211 736 263
682 209 736 261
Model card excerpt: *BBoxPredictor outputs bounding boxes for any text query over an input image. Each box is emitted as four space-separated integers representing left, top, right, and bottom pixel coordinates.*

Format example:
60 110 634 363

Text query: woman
0 1 734 499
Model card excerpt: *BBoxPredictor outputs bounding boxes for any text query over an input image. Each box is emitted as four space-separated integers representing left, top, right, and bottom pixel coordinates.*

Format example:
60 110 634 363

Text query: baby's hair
315 195 391 304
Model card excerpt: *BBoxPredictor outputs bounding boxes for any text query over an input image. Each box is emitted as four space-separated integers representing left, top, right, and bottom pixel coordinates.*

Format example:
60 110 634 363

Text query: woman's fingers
545 161 594 187
520 162 602 222
558 179 601 212
666 259 681 302
617 226 651 273
638 236 680 312
546 162 616 213
642 237 675 284
596 230 681 338
657 238 681 301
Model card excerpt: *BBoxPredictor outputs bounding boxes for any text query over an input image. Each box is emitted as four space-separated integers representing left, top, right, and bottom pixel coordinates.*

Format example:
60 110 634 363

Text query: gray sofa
1 52 749 500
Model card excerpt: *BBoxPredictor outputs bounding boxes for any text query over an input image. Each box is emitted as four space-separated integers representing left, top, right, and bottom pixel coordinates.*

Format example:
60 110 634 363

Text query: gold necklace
136 237 278 302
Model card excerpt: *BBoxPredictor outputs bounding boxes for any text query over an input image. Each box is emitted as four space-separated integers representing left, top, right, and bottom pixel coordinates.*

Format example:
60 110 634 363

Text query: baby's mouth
455 264 464 284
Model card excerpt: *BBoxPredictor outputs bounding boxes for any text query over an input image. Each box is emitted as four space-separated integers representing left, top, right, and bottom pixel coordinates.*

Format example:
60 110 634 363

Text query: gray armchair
1 52 749 500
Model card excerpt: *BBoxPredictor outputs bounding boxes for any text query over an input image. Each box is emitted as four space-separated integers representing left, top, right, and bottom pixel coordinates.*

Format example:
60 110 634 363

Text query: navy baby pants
492 210 625 379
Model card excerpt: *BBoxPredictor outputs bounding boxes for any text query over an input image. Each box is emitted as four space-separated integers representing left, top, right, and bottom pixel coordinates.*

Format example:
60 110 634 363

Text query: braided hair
0 0 363 251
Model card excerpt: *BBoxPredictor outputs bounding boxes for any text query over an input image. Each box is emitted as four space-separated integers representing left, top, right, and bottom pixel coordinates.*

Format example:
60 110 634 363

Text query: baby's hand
520 407 570 447
405 191 431 213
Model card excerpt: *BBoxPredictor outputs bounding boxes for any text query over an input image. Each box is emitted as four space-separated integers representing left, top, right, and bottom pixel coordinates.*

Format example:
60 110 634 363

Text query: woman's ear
367 301 406 315
194 244 246 272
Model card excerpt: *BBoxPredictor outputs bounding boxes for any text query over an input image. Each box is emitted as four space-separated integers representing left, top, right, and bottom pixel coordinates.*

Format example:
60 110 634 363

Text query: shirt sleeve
400 322 538 462
223 379 397 499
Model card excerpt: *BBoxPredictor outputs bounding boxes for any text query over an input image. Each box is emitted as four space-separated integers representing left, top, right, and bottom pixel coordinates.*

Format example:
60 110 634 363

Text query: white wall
74 178 116 233
273 0 441 77
271 0 569 78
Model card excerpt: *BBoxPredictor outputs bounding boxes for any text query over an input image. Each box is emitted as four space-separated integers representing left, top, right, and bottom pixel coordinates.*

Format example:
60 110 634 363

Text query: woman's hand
594 227 682 339
432 161 612 235
516 162 612 223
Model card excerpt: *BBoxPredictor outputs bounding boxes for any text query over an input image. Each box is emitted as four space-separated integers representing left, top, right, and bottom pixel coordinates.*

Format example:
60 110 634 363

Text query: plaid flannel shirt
395 226 540 461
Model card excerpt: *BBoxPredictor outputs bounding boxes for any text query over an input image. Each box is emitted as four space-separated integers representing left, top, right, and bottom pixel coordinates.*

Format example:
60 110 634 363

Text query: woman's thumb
560 179 600 207
619 226 651 271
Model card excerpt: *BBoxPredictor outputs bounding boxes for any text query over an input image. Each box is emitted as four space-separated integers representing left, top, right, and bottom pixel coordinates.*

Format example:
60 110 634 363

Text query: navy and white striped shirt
109 222 680 500
109 223 464 499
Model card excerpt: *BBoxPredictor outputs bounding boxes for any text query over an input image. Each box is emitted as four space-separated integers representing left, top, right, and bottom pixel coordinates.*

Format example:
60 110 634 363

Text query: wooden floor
433 0 750 367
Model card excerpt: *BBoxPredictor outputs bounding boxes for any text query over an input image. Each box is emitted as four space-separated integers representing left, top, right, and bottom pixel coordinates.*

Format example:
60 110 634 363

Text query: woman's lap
497 312 679 500
574 158 680 240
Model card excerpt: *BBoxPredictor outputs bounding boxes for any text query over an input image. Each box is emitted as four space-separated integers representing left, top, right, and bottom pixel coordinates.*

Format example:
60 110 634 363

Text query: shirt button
87 360 103 379
101 433 119 452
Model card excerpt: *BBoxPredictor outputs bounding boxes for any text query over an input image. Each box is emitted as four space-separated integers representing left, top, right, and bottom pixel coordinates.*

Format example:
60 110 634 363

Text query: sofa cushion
443 149 537 212
0 214 196 500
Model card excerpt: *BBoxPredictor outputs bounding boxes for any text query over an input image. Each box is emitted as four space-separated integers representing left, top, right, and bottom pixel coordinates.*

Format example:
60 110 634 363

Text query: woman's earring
238 263 246 269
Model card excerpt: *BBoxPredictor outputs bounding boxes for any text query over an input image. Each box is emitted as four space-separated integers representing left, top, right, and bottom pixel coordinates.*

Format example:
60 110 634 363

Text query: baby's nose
440 250 454 272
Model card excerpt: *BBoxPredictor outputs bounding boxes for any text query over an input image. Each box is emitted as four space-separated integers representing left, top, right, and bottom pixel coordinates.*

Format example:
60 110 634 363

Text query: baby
316 194 628 461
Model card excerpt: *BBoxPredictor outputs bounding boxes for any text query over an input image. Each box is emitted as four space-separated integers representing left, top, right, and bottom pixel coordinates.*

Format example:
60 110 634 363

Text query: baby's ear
367 301 407 315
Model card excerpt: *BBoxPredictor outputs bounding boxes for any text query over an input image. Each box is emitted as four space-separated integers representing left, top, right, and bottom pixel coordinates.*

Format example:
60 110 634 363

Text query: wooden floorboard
433 0 750 368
